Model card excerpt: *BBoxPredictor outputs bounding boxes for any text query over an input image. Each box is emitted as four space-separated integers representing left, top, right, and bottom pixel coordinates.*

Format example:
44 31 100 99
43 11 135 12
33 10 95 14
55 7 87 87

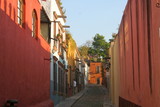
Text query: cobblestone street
71 84 113 107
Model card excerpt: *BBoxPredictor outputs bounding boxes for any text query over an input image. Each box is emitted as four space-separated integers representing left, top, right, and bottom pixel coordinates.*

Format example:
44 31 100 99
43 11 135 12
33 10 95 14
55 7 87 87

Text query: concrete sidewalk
55 87 88 107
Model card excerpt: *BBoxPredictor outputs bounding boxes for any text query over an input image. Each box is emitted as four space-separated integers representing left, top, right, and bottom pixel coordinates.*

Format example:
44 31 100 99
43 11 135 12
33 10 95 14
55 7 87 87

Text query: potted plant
57 34 62 40
62 41 66 48
52 45 57 53
58 52 62 55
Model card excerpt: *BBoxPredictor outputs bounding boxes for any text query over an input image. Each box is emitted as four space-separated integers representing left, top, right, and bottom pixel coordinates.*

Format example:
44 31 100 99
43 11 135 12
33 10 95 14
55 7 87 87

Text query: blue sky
61 0 128 46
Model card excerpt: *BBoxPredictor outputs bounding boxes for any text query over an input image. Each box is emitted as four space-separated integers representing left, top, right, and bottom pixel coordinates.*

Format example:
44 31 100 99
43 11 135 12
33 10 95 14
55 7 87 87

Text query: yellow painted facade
66 33 79 87
109 36 120 107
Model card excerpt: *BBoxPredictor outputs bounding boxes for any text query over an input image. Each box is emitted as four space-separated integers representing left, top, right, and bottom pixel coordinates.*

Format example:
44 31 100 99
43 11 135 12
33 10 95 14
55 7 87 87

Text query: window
58 67 61 94
32 11 37 38
96 66 100 73
54 21 57 47
17 0 24 26
54 62 57 92
58 66 65 96
40 9 50 43
97 78 100 84
59 42 62 53
61 71 64 94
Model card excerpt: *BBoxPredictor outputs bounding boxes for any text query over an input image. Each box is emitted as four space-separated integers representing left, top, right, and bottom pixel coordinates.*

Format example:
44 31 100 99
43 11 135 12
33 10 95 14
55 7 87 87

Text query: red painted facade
118 0 160 107
0 0 53 106
89 62 102 84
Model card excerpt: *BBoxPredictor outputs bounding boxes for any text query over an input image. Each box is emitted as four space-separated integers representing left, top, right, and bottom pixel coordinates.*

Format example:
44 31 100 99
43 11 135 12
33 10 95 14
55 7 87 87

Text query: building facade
83 61 89 86
109 37 119 107
0 0 85 106
109 0 160 107
0 0 53 106
89 62 103 85
66 33 77 96
40 0 68 105
66 33 85 95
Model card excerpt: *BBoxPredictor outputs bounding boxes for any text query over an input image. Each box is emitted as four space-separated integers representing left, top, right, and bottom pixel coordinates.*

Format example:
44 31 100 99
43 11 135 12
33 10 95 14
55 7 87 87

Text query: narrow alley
1 0 160 107
56 84 113 107
72 84 112 107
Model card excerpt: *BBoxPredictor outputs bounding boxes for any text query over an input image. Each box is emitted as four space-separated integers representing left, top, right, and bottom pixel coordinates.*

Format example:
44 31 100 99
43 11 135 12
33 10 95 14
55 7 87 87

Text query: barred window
32 11 37 38
96 66 100 73
17 0 24 26
58 67 61 94
54 62 57 92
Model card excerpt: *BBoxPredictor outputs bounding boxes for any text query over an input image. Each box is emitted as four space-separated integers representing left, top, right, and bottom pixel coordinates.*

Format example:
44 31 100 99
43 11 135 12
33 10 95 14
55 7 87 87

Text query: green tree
78 40 92 59
88 34 110 62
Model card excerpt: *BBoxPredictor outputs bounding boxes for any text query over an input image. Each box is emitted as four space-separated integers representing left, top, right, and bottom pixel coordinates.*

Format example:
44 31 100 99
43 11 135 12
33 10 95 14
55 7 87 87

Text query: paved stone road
71 84 113 107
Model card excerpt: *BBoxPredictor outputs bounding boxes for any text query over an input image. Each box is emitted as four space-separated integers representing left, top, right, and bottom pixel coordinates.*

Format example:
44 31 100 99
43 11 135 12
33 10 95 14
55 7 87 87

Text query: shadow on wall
0 0 50 51
0 0 16 22
0 1 52 106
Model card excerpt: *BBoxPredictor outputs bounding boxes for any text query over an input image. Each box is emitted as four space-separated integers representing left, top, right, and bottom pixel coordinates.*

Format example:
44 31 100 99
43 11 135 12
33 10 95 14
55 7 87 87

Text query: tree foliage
78 40 92 59
88 34 110 62
78 34 110 62
66 31 78 66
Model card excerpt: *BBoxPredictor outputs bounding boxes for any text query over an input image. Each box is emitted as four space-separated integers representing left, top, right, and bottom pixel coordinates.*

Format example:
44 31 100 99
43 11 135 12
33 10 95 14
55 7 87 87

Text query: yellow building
66 33 76 87
66 33 82 95
109 35 120 107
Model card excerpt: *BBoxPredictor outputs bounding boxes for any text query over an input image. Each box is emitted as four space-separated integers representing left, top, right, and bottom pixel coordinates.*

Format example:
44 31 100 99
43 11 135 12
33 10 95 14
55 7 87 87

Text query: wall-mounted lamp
50 38 57 41
44 58 51 61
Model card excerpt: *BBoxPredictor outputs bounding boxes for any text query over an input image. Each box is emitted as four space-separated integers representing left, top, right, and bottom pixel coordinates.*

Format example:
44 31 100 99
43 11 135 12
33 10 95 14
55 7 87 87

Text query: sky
61 0 128 46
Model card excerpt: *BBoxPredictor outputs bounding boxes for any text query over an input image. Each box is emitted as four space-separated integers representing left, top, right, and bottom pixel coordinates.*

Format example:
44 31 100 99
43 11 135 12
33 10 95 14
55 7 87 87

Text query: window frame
58 67 61 94
96 66 100 73
32 10 38 38
17 0 24 26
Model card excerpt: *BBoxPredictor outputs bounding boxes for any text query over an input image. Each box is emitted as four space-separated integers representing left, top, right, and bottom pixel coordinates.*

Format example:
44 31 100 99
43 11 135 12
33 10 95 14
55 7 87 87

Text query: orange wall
89 62 102 84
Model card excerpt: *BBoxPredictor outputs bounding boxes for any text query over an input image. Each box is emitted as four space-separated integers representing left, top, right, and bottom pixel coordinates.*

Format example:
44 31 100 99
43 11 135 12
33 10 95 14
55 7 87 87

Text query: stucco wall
0 0 51 106
110 36 119 107
117 0 160 107
89 62 102 84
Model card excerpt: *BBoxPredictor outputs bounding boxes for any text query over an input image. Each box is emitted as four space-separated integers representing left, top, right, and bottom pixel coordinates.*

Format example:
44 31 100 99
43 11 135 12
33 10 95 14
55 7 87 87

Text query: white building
84 62 89 85
40 0 68 105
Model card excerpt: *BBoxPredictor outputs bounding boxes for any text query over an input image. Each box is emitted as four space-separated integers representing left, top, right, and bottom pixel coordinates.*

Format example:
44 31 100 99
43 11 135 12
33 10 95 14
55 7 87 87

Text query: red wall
0 0 52 106
118 0 160 107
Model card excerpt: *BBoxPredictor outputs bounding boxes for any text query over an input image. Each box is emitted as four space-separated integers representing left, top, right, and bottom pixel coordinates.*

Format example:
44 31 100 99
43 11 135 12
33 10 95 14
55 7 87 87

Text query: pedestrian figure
73 79 77 94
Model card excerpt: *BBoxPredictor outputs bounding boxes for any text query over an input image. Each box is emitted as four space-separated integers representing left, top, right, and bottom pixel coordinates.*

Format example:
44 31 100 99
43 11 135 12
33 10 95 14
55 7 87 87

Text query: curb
71 88 88 107
55 87 88 107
